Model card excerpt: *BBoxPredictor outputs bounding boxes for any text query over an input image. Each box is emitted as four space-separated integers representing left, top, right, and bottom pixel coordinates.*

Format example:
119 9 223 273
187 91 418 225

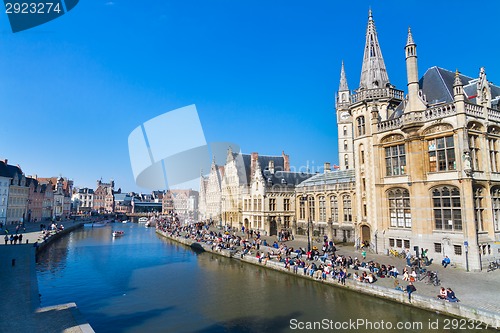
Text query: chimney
269 160 275 174
324 162 331 173
282 151 290 171
4 159 7 164
251 152 259 177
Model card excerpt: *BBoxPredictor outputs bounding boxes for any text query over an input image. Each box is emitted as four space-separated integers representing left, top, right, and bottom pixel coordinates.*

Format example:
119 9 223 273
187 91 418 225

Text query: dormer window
281 179 287 185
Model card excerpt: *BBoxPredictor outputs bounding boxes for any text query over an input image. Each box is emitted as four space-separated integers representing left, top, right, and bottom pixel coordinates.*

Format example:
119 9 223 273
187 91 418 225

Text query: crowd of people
157 218 461 305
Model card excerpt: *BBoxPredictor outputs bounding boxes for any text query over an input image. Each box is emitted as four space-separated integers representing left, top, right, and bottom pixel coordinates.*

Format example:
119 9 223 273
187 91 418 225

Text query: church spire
339 60 349 91
359 9 390 90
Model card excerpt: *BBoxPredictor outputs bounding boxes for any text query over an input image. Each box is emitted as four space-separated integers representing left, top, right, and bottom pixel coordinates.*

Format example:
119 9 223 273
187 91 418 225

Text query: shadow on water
87 306 176 333
192 311 302 333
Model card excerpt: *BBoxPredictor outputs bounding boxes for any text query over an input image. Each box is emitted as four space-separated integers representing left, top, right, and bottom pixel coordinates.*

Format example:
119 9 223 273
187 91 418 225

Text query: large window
388 188 411 228
357 116 365 136
319 196 326 221
469 135 480 171
474 187 485 232
284 198 290 211
308 196 315 220
343 195 352 223
428 136 456 172
489 138 499 172
330 196 338 223
299 198 305 219
432 186 462 231
385 144 406 176
269 198 276 211
492 187 500 231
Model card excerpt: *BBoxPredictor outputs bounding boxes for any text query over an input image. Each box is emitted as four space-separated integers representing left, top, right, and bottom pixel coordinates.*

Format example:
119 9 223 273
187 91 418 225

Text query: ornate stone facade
334 10 500 270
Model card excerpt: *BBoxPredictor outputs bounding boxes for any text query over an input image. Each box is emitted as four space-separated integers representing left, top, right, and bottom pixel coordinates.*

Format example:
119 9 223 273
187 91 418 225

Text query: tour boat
112 231 124 237
122 220 129 224
138 217 148 223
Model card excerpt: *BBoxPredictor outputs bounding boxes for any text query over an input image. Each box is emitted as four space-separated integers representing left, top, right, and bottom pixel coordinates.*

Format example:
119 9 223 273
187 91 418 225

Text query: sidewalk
1 220 85 246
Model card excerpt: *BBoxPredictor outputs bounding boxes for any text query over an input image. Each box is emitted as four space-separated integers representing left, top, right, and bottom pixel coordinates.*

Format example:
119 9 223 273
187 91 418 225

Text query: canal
36 223 476 333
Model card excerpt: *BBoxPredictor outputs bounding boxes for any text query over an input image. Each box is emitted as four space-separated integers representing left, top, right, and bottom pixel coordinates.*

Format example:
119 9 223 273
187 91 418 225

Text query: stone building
334 10 500 270
26 177 44 222
295 164 356 244
199 160 224 222
72 187 94 213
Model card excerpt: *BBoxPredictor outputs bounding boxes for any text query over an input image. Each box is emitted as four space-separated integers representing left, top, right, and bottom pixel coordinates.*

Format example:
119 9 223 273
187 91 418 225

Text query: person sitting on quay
365 273 377 284
442 256 451 268
437 287 447 300
446 288 459 303
388 265 399 278
272 241 279 249
406 282 417 303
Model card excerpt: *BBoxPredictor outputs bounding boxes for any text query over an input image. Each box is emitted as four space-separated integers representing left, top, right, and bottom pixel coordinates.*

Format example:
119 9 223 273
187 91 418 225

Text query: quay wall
157 229 500 329
34 222 95 333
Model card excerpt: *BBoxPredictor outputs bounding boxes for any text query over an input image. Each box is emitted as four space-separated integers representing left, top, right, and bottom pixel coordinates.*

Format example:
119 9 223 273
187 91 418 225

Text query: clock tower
336 60 354 170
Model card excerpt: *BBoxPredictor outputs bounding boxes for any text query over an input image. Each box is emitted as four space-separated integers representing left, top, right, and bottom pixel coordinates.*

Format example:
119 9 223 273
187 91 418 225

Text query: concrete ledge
157 229 500 329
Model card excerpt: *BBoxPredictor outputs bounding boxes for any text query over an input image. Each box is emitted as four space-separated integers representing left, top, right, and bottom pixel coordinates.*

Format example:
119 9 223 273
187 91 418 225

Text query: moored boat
138 217 148 223
112 231 124 237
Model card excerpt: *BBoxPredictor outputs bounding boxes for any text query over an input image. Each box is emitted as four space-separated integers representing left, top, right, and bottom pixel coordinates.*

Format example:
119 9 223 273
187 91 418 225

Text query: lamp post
301 195 312 252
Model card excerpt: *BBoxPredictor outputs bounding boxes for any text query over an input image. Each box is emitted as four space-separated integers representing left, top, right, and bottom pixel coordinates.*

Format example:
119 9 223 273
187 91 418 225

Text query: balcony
351 87 404 104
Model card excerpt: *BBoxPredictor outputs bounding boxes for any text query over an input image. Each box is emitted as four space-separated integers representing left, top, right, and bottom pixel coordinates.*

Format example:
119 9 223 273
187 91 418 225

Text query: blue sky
1 0 499 192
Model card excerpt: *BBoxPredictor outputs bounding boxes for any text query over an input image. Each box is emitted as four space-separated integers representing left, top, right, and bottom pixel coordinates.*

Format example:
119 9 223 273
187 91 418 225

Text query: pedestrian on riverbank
18 234 23 243
406 282 417 303
4 234 8 245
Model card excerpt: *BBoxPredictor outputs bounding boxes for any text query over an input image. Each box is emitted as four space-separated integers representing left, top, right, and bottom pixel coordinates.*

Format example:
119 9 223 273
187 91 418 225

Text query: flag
333 164 340 170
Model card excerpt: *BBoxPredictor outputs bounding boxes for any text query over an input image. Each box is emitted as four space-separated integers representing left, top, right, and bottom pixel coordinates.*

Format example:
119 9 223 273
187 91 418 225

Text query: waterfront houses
0 161 12 226
332 10 500 270
93 179 115 213
5 164 29 225
26 177 43 223
72 187 94 214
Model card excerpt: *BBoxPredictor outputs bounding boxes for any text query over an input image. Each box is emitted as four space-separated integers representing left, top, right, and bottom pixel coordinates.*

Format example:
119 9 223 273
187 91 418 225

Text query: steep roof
420 67 500 105
0 161 11 178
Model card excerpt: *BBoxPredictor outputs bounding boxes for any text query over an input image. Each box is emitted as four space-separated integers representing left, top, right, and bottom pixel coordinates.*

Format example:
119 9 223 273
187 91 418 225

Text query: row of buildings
198 10 500 271
0 159 73 225
72 181 199 220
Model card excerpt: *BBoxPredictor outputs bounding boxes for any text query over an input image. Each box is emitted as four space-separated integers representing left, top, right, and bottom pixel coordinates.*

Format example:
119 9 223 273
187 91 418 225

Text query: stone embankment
1 222 95 333
157 229 500 330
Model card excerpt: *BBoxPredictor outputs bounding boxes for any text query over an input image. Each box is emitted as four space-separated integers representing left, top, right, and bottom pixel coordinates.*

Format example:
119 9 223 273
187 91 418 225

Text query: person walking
4 234 8 245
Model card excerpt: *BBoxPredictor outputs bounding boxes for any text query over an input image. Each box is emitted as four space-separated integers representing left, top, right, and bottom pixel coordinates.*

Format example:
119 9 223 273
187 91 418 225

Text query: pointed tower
476 67 492 108
336 61 354 171
359 9 390 90
404 27 426 113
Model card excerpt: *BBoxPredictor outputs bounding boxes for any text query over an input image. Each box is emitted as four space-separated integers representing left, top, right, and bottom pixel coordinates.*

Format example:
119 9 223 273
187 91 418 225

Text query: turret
404 27 426 112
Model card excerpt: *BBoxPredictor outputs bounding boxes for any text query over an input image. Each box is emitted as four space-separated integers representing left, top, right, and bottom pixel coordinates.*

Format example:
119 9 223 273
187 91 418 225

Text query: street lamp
301 195 312 252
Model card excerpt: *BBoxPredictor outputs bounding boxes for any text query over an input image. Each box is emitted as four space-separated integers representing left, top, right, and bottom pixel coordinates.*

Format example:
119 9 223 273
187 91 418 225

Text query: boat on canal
112 231 124 237
138 217 148 223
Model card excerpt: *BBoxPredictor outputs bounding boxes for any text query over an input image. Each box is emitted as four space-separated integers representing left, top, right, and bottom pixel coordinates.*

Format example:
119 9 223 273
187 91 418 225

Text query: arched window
343 126 348 136
432 186 462 231
344 154 349 169
469 135 480 171
343 195 352 223
388 189 411 228
299 197 305 220
357 116 366 136
344 140 348 151
330 196 338 223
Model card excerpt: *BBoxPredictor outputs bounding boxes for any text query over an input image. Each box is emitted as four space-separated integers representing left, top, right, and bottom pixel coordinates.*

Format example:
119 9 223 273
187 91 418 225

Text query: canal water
36 223 477 333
